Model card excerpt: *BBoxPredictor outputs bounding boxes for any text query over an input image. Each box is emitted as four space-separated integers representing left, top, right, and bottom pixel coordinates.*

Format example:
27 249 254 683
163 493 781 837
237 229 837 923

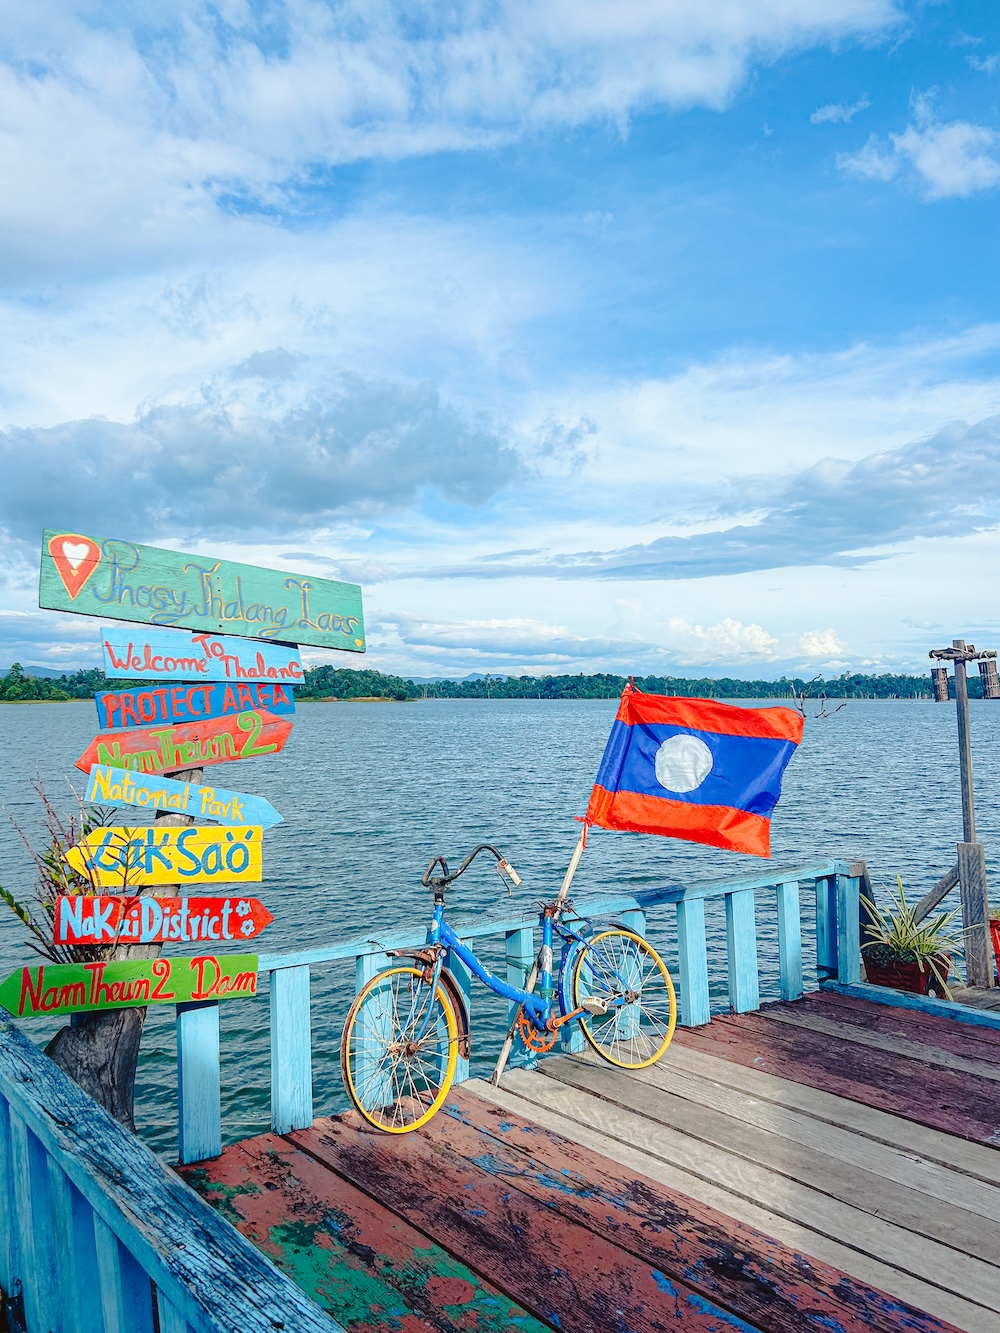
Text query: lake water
1 696 998 1155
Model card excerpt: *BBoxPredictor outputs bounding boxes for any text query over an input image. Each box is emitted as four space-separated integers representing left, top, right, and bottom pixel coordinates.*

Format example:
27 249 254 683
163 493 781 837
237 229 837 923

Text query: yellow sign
63 826 263 888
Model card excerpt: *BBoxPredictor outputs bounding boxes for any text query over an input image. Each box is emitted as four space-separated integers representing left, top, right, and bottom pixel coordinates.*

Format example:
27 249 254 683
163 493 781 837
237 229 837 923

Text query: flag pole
489 830 586 1087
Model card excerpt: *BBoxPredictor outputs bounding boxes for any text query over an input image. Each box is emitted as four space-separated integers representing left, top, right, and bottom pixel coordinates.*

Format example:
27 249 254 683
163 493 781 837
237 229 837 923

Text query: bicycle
340 843 677 1133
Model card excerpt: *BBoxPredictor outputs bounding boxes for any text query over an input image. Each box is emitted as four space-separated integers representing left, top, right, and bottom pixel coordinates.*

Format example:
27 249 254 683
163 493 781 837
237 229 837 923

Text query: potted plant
860 877 960 998
989 906 1000 982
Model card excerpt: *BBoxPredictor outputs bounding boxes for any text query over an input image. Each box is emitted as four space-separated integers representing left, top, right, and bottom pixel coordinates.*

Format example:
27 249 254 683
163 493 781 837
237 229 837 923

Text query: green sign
39 529 365 652
0 954 259 1017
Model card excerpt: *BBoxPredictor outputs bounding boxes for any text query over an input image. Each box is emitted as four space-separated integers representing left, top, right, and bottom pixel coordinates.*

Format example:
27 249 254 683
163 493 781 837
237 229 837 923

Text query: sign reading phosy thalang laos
75 709 292 775
85 765 283 828
0 954 259 1018
63 826 263 888
39 530 365 652
96 681 295 730
53 894 273 946
101 627 303 683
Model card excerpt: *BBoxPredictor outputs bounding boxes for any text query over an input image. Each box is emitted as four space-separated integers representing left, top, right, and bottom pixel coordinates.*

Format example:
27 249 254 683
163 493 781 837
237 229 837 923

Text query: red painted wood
673 1015 1000 1145
179 1134 545 1332
53 894 273 945
76 708 292 775
434 1088 956 1333
798 990 1000 1059
291 1116 765 1333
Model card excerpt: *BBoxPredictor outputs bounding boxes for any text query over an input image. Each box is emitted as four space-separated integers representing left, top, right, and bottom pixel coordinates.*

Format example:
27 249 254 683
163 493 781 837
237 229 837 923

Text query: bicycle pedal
579 996 609 1015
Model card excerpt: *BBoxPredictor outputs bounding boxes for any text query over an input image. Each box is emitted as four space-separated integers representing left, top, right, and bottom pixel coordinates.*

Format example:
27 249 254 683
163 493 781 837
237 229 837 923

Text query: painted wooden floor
180 990 1000 1333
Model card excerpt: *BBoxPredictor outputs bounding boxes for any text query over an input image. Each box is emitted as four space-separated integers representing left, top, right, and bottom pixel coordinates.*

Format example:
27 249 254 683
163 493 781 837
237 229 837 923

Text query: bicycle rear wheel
341 966 458 1133
572 928 676 1069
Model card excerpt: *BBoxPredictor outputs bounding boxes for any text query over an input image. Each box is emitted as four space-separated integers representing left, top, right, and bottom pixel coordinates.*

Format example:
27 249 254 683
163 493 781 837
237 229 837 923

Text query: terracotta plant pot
990 919 1000 980
862 948 950 997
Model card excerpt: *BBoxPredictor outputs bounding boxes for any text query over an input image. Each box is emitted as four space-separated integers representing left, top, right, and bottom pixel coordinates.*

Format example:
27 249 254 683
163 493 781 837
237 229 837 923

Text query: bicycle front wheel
572 929 676 1069
341 966 458 1133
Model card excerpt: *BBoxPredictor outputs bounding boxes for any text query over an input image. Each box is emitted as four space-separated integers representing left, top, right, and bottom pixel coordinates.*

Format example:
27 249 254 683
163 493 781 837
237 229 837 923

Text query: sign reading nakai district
53 894 273 946
76 709 292 776
85 765 283 828
0 954 259 1018
63 826 263 888
39 529 365 652
95 680 295 730
101 627 303 683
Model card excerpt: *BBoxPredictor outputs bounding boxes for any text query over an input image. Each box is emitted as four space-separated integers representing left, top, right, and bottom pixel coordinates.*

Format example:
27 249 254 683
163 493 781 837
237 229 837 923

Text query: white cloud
664 616 779 664
839 98 1000 199
968 54 999 75
798 628 850 657
810 94 869 124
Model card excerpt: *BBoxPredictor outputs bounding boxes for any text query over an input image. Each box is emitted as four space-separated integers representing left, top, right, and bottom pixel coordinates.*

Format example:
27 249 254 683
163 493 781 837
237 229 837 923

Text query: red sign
54 894 273 945
75 708 292 775
46 532 102 600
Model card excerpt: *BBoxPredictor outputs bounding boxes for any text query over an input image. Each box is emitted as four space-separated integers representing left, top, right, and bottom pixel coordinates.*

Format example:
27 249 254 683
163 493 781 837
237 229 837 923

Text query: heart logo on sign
48 533 101 600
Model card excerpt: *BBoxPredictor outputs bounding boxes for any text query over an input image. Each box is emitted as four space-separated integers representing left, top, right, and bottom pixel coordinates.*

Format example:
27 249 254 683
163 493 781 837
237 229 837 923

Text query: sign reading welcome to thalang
101 627 304 682
0 954 259 1017
39 529 365 652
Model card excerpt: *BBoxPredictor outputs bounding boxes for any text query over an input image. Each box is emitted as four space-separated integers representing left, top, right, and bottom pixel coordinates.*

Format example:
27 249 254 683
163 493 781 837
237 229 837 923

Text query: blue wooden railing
174 856 863 1163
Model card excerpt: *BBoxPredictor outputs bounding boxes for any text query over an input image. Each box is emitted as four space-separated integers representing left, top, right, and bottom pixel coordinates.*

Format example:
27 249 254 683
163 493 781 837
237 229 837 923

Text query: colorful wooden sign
101 627 304 683
54 894 273 945
39 529 365 652
75 708 292 776
95 680 295 730
63 826 263 888
85 765 283 828
0 954 259 1017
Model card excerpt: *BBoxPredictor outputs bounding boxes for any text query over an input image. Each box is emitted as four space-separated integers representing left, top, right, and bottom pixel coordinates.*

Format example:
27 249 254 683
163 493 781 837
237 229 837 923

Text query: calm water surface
1 696 998 1154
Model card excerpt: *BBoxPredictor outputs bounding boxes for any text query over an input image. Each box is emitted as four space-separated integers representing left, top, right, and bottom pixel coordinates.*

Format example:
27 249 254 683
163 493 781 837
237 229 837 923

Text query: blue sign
101 627 303 683
95 681 296 730
85 764 283 829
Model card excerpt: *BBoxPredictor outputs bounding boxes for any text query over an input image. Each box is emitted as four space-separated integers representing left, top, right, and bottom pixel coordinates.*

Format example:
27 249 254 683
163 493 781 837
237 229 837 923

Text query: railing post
94 1213 156 1332
815 875 838 979
445 947 472 1084
9 1111 58 1333
836 873 862 984
176 1001 221 1165
726 890 760 1013
505 926 536 1065
776 880 803 1001
353 950 391 1110
0 1098 20 1319
676 898 711 1027
270 965 313 1134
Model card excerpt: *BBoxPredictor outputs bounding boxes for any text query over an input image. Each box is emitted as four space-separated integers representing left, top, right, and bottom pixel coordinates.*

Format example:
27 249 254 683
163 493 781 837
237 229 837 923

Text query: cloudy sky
1 0 999 679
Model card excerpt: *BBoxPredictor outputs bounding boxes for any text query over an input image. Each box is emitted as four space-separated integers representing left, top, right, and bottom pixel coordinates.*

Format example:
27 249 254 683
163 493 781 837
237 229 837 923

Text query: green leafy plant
861 876 963 998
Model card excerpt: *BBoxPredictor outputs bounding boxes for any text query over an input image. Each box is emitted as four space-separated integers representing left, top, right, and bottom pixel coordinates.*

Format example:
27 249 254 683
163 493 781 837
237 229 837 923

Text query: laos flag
584 687 803 858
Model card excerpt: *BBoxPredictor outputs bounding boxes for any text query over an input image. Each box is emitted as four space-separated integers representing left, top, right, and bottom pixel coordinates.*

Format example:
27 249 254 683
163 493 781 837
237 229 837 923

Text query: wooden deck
180 990 1000 1333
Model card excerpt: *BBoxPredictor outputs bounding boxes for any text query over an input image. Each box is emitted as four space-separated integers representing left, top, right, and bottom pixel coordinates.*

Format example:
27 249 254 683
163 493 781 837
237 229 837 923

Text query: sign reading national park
85 765 283 828
0 954 259 1018
95 681 295 730
100 627 304 683
53 894 274 946
63 825 263 888
75 709 292 775
39 529 365 652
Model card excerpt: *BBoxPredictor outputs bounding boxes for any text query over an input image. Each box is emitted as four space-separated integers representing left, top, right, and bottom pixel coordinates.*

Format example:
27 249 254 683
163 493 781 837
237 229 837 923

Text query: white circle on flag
654 735 713 793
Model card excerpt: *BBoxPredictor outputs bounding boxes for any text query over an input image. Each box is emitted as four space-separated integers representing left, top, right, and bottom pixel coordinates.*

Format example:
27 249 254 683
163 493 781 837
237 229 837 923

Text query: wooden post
953 645 976 843
270 965 313 1134
776 881 803 1001
725 890 759 1014
676 899 711 1026
176 1001 221 1164
959 841 993 988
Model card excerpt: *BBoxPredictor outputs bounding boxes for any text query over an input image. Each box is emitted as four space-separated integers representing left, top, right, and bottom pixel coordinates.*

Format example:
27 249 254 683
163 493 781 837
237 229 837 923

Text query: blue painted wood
776 880 803 1002
176 1001 222 1165
46 1157 102 1333
836 875 862 985
96 681 295 730
504 926 537 1066
633 860 839 910
444 948 472 1083
86 764 283 828
156 1295 192 1333
10 1111 59 1333
815 875 838 978
353 951 392 1109
270 966 313 1134
95 1212 155 1333
823 979 1000 1030
725 890 760 1014
676 898 711 1027
0 1099 18 1312
101 626 304 683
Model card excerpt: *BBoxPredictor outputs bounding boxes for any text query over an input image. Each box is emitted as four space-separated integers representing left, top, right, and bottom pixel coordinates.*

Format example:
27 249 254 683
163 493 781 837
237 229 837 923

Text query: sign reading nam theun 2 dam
39 529 365 652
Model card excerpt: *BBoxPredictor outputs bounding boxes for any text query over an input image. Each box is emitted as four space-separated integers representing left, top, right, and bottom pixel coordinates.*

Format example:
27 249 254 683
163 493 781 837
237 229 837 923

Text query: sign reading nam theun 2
0 955 259 1018
39 529 365 652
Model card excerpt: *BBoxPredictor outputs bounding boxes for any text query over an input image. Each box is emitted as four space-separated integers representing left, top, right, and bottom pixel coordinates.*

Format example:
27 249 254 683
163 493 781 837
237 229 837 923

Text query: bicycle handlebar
421 843 521 892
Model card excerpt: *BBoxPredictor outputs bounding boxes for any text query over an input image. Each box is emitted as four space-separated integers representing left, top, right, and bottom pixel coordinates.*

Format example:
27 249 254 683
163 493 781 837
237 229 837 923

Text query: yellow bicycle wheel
572 929 677 1069
341 966 458 1133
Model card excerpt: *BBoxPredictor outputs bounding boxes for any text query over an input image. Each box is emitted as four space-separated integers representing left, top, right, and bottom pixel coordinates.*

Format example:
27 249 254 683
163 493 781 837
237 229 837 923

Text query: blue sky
2 0 999 678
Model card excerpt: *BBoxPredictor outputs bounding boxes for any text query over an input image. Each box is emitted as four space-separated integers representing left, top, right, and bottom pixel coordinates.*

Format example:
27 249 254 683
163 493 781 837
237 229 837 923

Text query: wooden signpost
0 954 259 1018
85 764 283 828
54 894 273 945
75 708 293 775
95 680 295 730
63 825 263 888
101 627 304 683
39 528 365 652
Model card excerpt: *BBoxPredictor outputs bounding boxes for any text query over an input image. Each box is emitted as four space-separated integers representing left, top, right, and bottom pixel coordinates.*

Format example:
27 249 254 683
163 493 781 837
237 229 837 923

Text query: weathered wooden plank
912 865 960 927
77 709 293 776
665 1040 1000 1186
482 1073 991 1333
440 1086 955 1333
46 1157 103 1333
824 980 1000 1034
101 626 306 682
544 1054 1000 1269
96 681 296 730
814 877 837 977
270 966 313 1135
775 881 803 1002
154 1297 192 1333
94 1212 157 1333
177 1001 222 1165
673 1013 1000 1145
39 527 364 651
181 1133 551 1333
631 862 842 910
65 824 264 889
54 893 273 946
0 1099 20 1322
676 898 711 1026
291 1117 765 1332
836 874 861 985
85 764 283 829
798 989 1000 1058
631 1053 1000 1225
726 891 759 1013
10 1112 59 1333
